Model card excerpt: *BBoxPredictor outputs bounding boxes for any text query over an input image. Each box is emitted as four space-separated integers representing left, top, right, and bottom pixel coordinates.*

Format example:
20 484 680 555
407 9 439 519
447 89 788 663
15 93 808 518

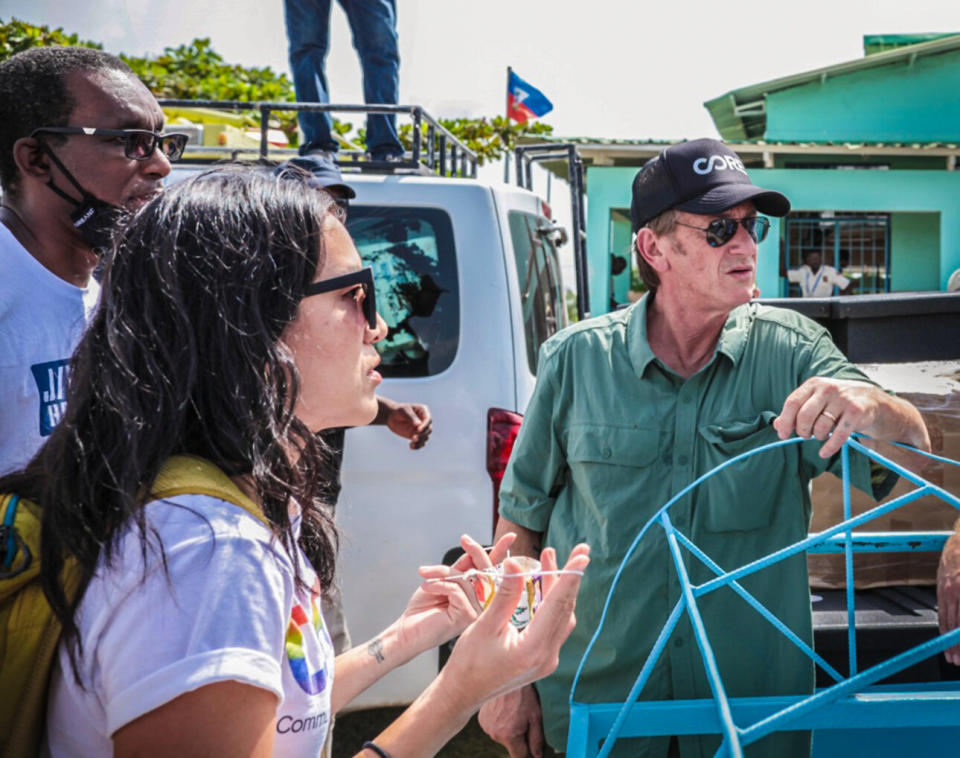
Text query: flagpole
504 66 512 183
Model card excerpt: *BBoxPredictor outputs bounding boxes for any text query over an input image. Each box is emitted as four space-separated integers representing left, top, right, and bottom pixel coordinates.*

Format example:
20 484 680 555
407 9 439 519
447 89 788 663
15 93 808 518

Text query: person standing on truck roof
276 154 432 758
479 138 931 758
283 0 404 162
0 47 184 475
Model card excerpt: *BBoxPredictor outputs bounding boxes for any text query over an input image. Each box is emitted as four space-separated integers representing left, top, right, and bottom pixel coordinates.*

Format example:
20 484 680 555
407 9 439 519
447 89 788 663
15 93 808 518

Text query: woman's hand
440 543 590 704
362 543 590 758
395 532 517 659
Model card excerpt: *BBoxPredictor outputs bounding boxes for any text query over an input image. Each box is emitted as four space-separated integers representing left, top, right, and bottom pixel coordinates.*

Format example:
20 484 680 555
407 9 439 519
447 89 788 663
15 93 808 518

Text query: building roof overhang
532 137 960 182
704 34 960 140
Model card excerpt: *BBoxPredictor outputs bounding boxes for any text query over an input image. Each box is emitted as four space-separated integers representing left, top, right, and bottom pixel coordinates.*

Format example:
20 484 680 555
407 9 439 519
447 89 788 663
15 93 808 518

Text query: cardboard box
808 362 960 589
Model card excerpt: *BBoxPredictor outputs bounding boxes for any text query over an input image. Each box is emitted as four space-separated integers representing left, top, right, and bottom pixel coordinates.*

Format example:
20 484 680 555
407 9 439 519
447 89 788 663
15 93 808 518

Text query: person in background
276 154 431 557
276 154 431 757
277 153 432 559
0 46 184 475
283 0 404 161
786 249 854 297
14 164 589 756
479 138 929 758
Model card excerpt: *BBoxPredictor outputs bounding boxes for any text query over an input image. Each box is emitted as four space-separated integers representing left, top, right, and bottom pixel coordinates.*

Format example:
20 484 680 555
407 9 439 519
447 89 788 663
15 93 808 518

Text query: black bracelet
361 741 392 758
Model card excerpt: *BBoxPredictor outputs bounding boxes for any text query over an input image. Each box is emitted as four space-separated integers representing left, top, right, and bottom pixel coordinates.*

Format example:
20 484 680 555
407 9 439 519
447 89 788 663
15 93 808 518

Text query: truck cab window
347 206 459 377
508 211 567 375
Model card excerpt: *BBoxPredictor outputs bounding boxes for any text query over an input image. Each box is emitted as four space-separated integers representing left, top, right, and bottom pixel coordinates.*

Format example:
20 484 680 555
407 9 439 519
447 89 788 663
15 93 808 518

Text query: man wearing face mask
0 47 184 474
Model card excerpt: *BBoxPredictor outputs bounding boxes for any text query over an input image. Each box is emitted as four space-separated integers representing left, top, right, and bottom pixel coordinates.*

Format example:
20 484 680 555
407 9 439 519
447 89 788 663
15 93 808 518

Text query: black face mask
36 140 127 251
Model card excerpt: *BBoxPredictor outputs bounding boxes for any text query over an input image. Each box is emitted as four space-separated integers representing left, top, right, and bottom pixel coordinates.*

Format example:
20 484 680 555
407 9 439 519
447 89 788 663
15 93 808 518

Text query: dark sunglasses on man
30 126 189 162
303 266 377 329
673 216 770 248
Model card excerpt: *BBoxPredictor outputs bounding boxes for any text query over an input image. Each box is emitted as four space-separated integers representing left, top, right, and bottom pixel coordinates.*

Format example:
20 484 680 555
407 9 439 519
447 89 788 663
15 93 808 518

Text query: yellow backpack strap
0 495 40 595
0 494 76 758
149 455 269 527
1 494 26 576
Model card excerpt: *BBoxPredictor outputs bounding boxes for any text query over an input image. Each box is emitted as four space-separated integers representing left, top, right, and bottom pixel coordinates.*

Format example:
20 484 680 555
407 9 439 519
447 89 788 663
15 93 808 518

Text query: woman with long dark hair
8 165 588 757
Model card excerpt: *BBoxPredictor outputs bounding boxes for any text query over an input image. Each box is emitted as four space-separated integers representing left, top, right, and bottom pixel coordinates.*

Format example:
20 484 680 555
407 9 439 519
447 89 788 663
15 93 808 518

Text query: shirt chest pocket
696 411 785 533
566 425 662 500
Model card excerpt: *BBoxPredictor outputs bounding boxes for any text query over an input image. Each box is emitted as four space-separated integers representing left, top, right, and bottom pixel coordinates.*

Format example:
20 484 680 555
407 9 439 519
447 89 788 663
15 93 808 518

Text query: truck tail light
541 200 553 220
487 407 524 534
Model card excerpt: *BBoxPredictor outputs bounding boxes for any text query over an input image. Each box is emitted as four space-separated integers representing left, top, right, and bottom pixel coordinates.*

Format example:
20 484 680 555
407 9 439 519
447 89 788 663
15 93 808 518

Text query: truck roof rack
514 143 591 320
157 100 478 178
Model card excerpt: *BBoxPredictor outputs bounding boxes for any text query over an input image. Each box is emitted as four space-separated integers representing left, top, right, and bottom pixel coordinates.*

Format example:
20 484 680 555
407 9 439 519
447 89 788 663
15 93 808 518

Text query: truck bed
813 586 960 686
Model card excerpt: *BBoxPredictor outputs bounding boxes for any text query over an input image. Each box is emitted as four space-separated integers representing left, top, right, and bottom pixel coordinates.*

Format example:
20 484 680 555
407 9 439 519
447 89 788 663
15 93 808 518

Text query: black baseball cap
276 155 356 199
630 138 789 232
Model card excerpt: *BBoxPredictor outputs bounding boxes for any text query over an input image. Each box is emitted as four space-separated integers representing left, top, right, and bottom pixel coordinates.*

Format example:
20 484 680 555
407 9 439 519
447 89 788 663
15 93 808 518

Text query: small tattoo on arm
367 638 385 664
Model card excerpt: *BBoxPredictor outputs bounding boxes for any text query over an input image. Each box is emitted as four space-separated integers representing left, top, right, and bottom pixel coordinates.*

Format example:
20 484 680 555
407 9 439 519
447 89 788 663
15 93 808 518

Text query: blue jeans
284 0 402 158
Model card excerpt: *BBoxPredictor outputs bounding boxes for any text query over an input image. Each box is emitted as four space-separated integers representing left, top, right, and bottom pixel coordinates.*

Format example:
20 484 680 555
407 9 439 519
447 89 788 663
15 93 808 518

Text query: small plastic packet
471 556 543 630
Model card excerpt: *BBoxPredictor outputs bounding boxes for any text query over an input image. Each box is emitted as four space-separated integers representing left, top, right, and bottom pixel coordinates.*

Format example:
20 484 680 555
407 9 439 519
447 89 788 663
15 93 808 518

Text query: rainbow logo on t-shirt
286 596 328 695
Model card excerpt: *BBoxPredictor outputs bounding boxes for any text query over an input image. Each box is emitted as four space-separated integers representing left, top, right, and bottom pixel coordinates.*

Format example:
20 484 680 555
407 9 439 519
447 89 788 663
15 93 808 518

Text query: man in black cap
281 154 358 211
480 138 929 757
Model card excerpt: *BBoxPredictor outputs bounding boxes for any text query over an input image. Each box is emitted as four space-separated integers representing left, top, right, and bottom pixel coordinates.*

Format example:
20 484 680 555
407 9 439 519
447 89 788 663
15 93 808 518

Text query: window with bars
783 212 890 296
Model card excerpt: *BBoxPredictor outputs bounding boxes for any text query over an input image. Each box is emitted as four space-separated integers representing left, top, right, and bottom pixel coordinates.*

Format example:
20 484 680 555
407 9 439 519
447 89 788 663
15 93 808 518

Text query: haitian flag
507 70 553 124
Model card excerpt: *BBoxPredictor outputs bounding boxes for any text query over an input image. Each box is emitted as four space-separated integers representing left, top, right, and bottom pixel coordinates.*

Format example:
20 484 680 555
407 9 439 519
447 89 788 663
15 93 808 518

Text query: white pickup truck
164 101 587 708
336 170 569 707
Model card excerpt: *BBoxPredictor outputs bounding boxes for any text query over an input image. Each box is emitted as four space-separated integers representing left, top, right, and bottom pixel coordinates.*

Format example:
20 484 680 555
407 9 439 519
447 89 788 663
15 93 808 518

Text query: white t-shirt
44 494 334 757
786 264 851 297
0 222 99 474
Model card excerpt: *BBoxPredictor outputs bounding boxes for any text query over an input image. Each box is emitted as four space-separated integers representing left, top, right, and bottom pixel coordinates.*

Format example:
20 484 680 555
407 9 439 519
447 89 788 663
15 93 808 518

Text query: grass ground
333 707 509 757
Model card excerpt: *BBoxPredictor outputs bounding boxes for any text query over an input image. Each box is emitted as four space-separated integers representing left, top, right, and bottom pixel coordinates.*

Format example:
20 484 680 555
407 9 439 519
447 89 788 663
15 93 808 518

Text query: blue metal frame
566 435 960 757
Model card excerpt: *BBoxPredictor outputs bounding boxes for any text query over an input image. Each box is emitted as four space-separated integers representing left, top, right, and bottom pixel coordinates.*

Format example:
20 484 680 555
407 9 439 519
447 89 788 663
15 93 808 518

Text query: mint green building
562 34 960 314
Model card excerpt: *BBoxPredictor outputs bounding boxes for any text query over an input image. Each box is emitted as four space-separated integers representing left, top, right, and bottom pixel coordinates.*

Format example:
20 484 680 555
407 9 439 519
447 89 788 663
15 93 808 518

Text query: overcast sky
4 0 959 140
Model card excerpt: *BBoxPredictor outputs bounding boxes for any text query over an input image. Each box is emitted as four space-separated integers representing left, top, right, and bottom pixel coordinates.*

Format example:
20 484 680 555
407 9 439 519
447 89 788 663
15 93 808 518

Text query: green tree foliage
122 37 300 142
369 115 553 166
0 19 300 141
123 38 293 103
436 116 553 165
0 18 101 57
0 20 291 104
0 18 555 159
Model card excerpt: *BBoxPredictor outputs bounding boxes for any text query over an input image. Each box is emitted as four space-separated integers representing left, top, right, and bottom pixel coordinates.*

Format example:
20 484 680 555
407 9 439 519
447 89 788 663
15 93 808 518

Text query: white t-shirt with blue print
0 221 99 474
43 494 335 757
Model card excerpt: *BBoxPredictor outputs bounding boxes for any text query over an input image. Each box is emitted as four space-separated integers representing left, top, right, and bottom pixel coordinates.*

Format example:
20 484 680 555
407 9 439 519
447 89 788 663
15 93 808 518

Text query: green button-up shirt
499 296 891 758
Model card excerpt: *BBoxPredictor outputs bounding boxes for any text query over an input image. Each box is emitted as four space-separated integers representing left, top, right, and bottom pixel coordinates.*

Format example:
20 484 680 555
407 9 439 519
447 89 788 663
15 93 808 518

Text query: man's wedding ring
820 410 838 424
